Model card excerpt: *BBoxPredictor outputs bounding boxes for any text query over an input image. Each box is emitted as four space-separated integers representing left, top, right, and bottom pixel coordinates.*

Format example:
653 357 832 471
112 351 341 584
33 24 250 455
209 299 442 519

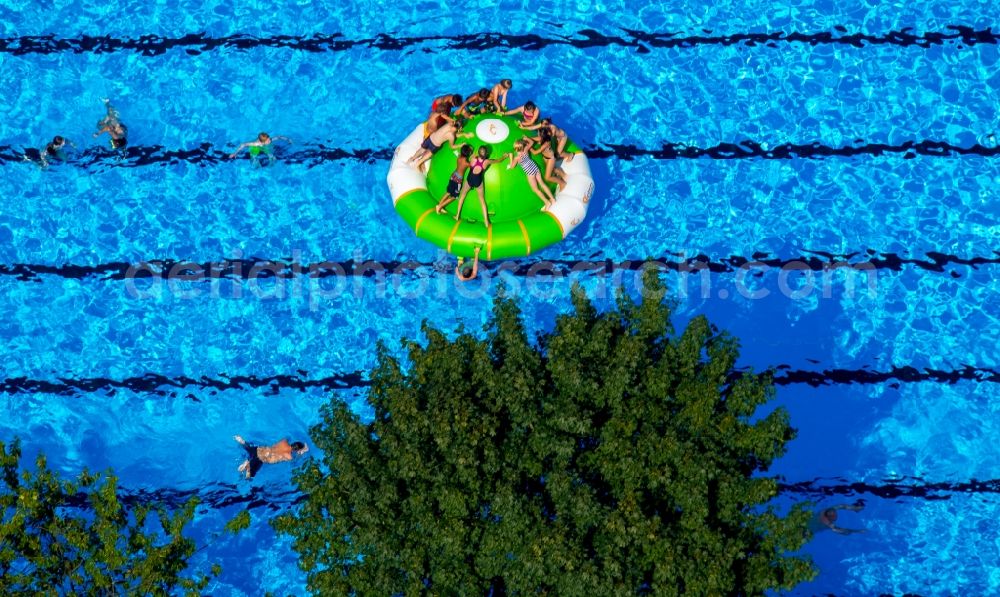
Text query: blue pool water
1 1 999 594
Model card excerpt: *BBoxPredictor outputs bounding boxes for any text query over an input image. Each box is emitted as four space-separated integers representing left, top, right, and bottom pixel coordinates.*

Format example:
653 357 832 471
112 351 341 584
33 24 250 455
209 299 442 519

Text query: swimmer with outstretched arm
229 132 293 160
809 501 866 536
234 435 309 479
455 246 482 281
93 99 128 151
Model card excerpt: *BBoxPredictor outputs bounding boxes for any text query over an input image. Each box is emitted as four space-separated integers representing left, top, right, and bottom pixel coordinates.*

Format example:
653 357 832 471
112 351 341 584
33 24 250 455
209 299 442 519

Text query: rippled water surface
1 1 998 594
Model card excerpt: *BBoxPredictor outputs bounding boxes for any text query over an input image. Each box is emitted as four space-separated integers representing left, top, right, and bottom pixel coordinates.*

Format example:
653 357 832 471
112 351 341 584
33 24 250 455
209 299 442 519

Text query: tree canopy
275 272 816 595
0 439 218 596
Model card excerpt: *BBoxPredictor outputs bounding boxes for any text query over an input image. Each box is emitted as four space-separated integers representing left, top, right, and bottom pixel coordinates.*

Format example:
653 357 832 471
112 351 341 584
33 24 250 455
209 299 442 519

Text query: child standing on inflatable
508 138 555 210
455 145 504 228
229 132 293 165
435 143 474 214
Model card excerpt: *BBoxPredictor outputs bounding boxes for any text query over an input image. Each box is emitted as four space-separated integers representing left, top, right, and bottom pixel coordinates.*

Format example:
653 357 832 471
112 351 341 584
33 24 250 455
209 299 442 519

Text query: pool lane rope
387 114 594 260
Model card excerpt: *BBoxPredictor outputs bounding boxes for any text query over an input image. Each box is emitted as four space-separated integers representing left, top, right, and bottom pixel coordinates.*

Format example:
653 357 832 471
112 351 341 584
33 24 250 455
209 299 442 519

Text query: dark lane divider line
8 144 390 168
58 483 304 512
0 27 995 56
53 475 1000 515
779 477 1000 501
0 372 370 397
1 366 996 398
0 250 997 282
770 364 1000 387
6 139 1000 168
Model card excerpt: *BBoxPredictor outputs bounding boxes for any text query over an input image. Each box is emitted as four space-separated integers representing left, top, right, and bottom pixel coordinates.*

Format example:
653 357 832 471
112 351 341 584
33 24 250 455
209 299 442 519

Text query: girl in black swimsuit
455 146 502 228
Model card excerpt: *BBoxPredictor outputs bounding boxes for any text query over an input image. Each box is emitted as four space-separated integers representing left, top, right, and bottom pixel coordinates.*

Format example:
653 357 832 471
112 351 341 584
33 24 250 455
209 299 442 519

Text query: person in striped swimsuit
507 138 555 210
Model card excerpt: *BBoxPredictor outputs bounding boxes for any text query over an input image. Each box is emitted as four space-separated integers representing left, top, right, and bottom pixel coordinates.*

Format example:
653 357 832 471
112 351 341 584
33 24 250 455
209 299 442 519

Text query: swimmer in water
455 246 482 281
93 99 128 151
808 501 866 536
234 435 309 479
24 135 74 168
229 132 293 165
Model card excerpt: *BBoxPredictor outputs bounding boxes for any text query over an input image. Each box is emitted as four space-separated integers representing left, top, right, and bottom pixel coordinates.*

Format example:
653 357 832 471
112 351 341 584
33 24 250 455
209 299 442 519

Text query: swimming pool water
1 1 998 594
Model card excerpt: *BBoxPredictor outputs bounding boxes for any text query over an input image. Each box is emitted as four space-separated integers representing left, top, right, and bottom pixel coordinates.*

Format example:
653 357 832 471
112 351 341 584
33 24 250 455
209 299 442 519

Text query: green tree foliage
0 439 217 596
275 271 816 595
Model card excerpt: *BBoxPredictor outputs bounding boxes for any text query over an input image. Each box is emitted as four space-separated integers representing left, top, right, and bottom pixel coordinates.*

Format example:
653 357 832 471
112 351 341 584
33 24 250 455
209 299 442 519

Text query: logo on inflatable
582 182 594 204
476 119 510 144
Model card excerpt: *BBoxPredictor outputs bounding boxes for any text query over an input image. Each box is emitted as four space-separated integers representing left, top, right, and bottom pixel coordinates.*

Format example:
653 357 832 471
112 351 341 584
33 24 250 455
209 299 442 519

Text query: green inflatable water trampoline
387 114 594 260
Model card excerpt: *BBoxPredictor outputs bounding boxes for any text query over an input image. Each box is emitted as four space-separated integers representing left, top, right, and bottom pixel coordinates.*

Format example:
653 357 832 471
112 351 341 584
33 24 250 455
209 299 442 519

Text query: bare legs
436 183 467 214
476 186 490 228
454 183 472 221
454 184 490 228
556 133 573 162
407 147 428 164
543 157 567 191
526 174 555 210
412 152 433 172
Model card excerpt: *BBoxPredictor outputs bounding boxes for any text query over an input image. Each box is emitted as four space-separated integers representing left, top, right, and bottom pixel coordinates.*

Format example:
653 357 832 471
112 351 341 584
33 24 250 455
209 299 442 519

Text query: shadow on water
559 115 611 243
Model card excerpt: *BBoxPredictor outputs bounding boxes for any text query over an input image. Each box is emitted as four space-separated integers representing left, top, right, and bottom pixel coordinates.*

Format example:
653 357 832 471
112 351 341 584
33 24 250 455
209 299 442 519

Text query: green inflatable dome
387 113 594 260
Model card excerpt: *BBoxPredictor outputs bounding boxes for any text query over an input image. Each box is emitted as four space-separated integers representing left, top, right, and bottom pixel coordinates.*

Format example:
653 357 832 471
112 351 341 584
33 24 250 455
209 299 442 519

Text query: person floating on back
93 98 128 152
229 132 292 165
234 435 309 479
